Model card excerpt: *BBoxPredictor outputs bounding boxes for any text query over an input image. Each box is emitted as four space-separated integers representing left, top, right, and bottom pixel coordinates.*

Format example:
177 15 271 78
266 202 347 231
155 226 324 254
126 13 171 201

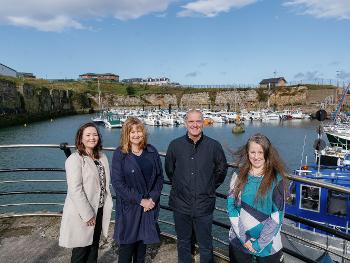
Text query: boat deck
0 214 304 263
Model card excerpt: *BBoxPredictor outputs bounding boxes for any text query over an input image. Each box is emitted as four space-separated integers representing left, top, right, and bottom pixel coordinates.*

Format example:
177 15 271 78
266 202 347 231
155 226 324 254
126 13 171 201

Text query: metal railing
1 144 350 262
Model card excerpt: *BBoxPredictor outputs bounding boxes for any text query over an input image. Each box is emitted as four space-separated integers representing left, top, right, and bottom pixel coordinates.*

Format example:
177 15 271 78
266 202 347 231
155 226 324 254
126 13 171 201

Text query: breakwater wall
0 79 92 128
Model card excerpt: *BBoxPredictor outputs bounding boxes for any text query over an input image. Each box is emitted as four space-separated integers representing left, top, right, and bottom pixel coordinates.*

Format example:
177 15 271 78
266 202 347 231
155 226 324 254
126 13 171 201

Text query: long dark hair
232 133 287 202
75 122 102 159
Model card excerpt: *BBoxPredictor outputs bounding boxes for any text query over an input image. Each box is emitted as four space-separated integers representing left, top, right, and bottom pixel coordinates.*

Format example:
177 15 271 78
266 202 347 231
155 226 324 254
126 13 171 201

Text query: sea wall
0 79 92 128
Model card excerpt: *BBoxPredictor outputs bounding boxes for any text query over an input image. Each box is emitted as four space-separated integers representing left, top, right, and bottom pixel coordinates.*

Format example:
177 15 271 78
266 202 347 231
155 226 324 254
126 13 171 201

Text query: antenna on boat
333 82 350 123
299 135 307 170
97 79 101 111
314 109 327 176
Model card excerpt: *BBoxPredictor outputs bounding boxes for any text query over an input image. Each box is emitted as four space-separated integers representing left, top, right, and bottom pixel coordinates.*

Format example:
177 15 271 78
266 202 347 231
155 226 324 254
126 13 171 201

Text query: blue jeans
173 212 213 263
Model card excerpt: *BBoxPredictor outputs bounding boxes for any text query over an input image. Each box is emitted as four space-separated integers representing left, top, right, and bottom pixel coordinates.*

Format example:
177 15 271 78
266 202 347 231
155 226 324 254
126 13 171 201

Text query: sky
0 0 350 86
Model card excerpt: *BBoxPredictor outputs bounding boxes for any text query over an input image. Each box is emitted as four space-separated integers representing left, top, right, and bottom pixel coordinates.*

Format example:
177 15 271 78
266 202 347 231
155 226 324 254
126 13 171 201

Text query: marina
91 108 312 128
2 113 350 262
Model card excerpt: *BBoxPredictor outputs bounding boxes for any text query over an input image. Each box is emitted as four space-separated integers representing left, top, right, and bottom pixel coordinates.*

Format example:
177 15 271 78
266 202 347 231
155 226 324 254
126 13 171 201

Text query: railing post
59 143 72 158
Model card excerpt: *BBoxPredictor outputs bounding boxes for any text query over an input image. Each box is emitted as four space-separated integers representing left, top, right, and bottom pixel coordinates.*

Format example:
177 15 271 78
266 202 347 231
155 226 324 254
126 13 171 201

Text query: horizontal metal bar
215 207 227 213
285 213 350 241
158 219 175 226
212 236 229 246
286 174 350 195
281 229 350 260
282 247 317 263
213 219 230 230
0 203 63 207
0 144 73 149
0 191 66 196
0 168 65 173
0 179 66 184
216 192 227 199
0 144 116 153
0 143 236 164
0 213 62 219
160 204 172 211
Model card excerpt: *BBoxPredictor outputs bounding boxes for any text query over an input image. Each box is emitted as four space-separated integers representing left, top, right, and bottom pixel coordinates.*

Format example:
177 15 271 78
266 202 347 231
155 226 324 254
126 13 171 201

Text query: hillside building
259 77 287 88
17 72 36 79
122 77 171 86
79 73 119 82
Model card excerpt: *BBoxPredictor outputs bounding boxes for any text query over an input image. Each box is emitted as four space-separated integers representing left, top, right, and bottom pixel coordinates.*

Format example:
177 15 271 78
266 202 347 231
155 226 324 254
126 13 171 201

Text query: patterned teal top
227 173 285 257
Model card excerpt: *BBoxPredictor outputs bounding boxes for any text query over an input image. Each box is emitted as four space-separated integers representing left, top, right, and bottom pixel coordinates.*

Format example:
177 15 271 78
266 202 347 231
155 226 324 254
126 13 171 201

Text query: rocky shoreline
0 79 92 128
0 78 347 128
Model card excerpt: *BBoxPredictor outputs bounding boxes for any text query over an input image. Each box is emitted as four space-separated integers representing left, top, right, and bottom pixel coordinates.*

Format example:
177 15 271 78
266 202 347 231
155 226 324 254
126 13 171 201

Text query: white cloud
177 0 257 17
283 0 350 19
185 71 200 77
294 70 323 80
0 0 173 31
337 71 350 80
7 16 84 32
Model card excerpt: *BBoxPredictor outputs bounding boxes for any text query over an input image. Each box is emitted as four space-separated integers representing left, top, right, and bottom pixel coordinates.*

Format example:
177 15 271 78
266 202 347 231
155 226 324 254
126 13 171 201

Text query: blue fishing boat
286 152 350 232
284 109 350 262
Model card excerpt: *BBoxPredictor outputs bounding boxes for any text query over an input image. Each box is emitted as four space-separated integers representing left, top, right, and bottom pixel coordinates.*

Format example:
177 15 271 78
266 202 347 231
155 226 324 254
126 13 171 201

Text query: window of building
300 185 320 212
327 191 348 217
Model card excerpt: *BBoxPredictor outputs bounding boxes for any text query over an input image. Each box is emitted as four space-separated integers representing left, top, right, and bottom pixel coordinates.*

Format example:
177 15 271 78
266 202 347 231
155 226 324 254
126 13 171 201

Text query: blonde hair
120 117 147 153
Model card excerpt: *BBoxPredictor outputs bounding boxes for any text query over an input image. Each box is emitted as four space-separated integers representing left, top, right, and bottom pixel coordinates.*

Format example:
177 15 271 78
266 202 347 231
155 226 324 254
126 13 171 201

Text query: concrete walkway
0 214 303 263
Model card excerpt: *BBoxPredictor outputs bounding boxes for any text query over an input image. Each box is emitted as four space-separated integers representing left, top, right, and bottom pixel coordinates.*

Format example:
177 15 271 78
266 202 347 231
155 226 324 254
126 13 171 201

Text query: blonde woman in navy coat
111 117 163 263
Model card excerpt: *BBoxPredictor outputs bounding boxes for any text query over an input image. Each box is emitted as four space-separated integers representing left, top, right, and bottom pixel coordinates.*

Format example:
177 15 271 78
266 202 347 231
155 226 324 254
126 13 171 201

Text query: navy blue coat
111 144 163 244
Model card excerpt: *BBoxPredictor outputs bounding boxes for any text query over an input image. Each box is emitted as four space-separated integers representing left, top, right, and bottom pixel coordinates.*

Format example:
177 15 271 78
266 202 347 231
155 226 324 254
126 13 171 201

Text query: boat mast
333 83 350 122
98 79 101 111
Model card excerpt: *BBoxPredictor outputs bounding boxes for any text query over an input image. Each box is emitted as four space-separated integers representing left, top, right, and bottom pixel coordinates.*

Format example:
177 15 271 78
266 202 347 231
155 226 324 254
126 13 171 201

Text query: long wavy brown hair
75 122 102 159
232 133 287 202
120 117 147 153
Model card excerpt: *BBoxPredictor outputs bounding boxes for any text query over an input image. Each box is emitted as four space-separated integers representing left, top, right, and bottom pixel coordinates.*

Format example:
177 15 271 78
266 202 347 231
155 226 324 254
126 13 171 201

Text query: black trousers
229 243 284 263
118 241 147 263
71 207 104 263
173 212 214 263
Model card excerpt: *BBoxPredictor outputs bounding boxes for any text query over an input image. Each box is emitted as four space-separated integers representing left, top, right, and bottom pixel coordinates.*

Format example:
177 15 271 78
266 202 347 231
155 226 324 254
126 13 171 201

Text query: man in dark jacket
165 109 228 263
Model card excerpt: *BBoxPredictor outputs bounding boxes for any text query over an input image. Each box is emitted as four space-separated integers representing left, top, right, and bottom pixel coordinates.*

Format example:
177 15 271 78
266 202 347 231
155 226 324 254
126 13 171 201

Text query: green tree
256 89 268 102
126 85 136 96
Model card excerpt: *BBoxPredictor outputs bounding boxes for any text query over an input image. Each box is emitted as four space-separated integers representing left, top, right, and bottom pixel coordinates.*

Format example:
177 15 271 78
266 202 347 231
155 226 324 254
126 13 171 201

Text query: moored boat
284 110 350 262
103 112 122 128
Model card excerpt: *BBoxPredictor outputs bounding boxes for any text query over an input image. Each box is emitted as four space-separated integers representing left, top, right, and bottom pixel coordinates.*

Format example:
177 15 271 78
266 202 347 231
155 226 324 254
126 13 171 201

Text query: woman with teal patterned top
227 133 287 263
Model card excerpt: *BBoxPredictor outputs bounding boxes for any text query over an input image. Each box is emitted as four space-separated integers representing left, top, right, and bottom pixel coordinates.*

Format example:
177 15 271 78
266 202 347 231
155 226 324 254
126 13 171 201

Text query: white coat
59 151 113 248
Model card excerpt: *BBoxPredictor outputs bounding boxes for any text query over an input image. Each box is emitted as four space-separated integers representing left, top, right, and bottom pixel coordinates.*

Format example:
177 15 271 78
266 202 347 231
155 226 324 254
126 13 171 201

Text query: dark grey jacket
165 134 228 216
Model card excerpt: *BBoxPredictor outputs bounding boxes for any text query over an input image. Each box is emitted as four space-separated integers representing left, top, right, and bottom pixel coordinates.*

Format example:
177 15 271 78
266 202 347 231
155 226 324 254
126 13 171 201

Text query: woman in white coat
59 122 113 263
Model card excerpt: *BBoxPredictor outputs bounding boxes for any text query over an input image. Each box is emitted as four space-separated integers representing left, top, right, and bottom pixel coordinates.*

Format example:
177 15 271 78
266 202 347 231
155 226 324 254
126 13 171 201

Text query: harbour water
0 113 322 248
0 113 320 169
